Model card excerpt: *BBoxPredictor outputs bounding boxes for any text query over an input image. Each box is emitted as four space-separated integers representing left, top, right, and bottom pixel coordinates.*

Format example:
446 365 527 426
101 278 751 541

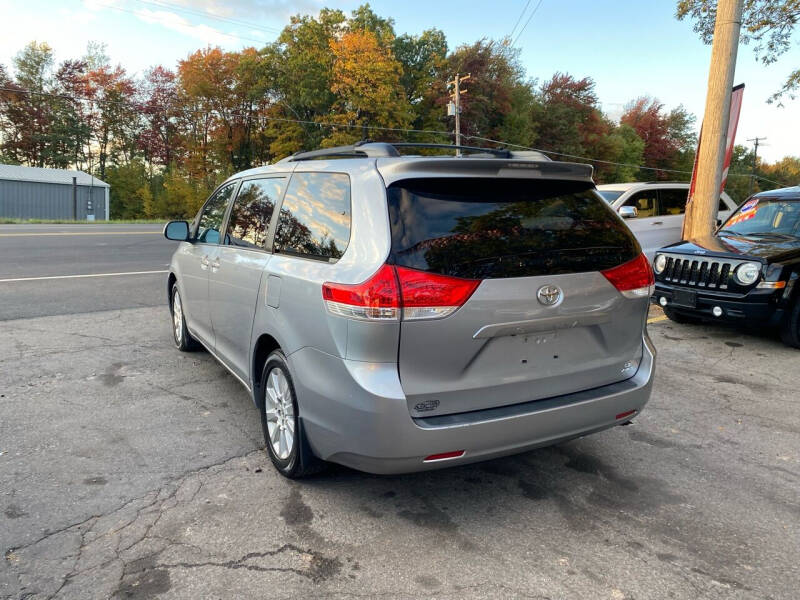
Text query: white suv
597 182 738 260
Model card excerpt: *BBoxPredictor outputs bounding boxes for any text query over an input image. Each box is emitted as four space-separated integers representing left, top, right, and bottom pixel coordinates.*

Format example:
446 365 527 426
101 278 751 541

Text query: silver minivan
164 142 656 478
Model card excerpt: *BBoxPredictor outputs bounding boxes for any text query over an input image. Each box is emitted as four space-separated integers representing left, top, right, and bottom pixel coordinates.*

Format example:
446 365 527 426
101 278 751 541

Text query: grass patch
0 218 166 224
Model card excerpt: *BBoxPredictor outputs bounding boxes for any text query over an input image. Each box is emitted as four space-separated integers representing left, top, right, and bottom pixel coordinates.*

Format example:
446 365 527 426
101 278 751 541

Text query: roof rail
278 141 552 163
390 143 512 157
277 141 400 163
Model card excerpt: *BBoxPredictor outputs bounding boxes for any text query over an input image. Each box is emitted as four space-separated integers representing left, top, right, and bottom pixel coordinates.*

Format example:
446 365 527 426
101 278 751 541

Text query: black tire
780 300 800 349
258 350 324 478
663 306 702 325
171 282 199 351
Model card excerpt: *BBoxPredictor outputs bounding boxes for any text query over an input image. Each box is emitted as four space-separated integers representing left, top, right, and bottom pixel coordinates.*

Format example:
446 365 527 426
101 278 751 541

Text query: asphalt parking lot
1 226 799 599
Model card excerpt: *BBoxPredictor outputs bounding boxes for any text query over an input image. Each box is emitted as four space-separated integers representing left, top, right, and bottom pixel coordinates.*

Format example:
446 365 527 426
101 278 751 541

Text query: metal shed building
0 165 110 220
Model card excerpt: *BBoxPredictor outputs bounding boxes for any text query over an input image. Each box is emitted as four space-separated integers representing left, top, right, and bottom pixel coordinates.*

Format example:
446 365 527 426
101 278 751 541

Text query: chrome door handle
200 255 209 270
650 221 663 225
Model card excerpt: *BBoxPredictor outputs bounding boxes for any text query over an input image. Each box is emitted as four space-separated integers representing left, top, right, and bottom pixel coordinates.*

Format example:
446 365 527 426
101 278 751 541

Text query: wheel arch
167 272 178 312
251 333 282 405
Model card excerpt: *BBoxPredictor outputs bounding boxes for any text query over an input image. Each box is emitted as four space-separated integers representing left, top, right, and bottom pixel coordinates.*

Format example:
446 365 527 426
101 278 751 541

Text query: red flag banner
688 83 744 202
684 84 744 237
720 83 745 193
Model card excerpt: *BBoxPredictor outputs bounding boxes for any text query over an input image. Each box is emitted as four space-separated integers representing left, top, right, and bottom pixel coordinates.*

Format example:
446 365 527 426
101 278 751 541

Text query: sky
2 0 798 163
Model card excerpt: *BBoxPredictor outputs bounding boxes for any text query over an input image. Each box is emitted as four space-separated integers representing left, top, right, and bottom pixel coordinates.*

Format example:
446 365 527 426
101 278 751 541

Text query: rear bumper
652 283 784 326
290 334 656 475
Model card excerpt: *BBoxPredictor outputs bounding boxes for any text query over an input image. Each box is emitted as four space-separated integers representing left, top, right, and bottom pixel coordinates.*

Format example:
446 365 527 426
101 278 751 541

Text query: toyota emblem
537 285 562 306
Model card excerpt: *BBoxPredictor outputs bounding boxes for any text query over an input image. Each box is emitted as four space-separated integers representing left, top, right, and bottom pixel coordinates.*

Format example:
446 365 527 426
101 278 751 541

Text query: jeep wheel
780 300 800 349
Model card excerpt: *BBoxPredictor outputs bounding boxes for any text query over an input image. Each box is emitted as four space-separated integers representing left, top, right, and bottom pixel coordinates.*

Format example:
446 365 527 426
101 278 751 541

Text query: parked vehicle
652 186 800 348
597 182 737 260
164 142 656 478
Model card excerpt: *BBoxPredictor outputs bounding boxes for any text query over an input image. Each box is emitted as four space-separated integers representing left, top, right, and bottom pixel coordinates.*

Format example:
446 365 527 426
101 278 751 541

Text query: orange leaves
325 30 410 141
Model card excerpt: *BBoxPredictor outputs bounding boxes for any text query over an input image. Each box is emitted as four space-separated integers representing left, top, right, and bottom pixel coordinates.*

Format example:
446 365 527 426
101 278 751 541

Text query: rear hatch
384 173 649 418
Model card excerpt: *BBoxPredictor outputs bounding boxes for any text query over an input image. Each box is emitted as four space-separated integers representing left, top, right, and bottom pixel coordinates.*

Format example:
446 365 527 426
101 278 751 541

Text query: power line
90 0 271 47
130 0 282 36
0 85 793 185
464 134 793 185
512 0 544 47
508 0 533 41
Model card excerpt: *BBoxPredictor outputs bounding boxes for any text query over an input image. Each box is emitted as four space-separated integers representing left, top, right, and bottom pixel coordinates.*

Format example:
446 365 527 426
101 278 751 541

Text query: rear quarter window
273 172 351 261
387 178 639 279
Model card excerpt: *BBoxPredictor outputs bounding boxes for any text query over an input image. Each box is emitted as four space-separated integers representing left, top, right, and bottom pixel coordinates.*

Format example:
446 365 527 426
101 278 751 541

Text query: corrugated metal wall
0 180 108 220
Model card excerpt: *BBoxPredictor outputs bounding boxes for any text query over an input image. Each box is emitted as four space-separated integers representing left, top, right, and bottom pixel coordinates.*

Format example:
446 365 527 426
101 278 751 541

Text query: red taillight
396 266 480 320
601 253 654 299
615 409 637 420
322 264 400 320
322 265 479 321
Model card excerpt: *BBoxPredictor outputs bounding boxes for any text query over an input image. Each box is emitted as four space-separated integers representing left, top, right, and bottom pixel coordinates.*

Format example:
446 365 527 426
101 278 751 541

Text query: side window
658 189 688 216
224 178 286 250
624 191 657 218
273 172 351 261
719 196 731 212
196 183 236 245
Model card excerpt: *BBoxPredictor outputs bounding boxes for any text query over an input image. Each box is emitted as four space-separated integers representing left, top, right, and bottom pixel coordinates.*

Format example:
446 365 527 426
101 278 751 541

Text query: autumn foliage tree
324 29 410 146
0 4 793 219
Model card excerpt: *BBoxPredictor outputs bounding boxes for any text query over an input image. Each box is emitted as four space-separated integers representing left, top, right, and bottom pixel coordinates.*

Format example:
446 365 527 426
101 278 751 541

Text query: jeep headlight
734 262 761 285
653 254 667 274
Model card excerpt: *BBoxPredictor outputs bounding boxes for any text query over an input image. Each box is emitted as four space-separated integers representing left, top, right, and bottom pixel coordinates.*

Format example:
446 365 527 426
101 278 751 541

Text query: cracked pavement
1 306 799 599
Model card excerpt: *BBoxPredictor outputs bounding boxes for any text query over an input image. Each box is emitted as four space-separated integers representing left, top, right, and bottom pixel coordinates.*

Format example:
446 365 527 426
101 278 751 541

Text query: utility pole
684 0 743 240
746 136 766 196
447 73 470 156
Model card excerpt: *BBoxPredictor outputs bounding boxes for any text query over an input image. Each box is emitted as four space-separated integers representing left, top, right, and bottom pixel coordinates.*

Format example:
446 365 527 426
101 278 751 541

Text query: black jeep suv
652 186 800 348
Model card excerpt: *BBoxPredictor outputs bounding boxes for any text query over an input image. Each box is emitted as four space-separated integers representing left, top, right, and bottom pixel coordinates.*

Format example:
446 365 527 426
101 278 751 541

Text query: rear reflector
601 253 655 299
323 265 479 321
615 409 637 420
423 450 465 462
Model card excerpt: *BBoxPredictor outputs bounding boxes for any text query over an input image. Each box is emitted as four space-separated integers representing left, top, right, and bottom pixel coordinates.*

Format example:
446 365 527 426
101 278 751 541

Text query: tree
677 0 800 103
138 66 177 169
83 64 139 179
324 29 410 146
621 97 695 178
447 40 534 146
8 42 55 166
535 73 613 165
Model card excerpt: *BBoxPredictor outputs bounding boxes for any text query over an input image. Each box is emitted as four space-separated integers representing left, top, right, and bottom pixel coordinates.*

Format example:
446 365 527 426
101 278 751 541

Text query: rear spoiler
377 158 594 187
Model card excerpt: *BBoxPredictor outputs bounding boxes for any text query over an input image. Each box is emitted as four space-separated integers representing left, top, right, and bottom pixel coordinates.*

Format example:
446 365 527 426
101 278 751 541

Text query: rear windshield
387 178 639 279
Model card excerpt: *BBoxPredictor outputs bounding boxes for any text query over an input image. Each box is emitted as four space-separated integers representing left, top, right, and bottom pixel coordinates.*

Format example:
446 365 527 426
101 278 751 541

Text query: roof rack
278 141 551 163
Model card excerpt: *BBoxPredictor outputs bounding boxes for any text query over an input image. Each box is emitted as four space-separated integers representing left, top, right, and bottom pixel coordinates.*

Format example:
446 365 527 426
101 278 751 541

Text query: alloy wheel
264 368 295 459
173 290 183 344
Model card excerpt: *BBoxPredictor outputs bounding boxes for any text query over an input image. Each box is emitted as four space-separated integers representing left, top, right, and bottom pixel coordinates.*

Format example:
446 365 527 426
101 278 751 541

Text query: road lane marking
647 315 668 324
0 231 161 237
0 270 168 283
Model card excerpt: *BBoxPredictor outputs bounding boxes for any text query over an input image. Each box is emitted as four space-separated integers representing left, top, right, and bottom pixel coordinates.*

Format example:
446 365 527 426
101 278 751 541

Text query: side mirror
164 220 190 241
618 206 638 219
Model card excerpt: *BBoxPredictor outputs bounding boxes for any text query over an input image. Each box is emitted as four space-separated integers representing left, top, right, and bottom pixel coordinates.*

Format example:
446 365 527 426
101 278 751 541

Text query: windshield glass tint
720 197 800 236
597 190 624 203
387 178 639 279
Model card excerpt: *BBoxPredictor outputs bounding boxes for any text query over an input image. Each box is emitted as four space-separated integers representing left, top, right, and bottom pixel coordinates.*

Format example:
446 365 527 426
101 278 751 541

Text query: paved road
1 310 798 598
0 224 177 321
1 224 798 598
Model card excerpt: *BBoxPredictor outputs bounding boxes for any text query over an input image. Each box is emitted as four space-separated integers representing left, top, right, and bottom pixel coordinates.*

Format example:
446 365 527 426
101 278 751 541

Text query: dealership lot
1 227 799 599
